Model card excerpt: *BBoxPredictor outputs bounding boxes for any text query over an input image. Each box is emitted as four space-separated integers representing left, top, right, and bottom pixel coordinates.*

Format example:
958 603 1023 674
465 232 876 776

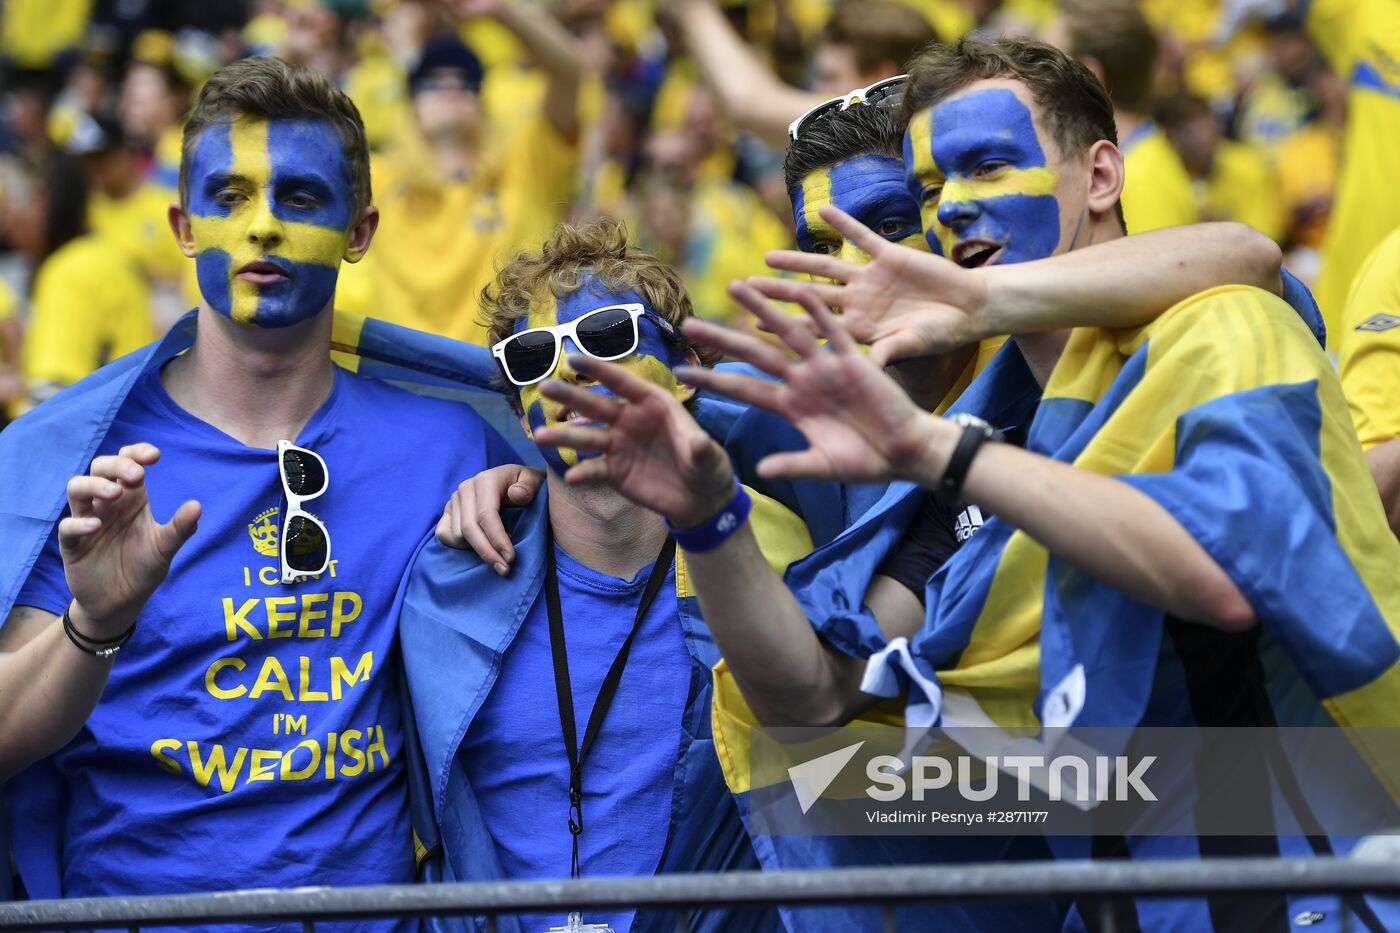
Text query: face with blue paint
515 275 696 476
791 153 931 265
174 116 372 328
903 79 1093 269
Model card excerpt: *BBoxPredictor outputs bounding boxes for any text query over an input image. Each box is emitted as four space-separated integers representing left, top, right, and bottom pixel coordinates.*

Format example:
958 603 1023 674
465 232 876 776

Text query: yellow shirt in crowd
337 115 578 346
1200 139 1285 244
1121 123 1200 234
88 185 188 283
0 0 91 68
1338 225 1400 452
1307 0 1400 341
23 235 153 398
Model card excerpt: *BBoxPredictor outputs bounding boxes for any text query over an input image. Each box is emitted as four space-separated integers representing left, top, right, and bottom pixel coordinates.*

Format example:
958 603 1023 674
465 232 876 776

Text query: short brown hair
822 0 938 77
482 217 721 372
179 56 371 220
902 35 1118 156
1057 0 1159 115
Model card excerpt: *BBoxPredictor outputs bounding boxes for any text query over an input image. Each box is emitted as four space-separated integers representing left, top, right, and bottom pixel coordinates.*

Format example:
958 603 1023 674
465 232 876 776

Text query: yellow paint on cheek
836 240 873 266
898 231 931 253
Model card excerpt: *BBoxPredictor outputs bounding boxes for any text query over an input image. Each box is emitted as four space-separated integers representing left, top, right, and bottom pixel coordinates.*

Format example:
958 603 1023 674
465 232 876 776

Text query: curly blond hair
481 217 722 369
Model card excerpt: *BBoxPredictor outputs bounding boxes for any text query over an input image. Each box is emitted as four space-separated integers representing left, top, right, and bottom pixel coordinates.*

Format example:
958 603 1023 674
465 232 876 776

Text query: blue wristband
664 484 753 553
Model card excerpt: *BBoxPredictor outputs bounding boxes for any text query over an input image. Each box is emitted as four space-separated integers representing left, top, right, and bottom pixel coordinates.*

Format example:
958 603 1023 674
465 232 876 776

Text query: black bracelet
62 606 136 659
937 414 1003 505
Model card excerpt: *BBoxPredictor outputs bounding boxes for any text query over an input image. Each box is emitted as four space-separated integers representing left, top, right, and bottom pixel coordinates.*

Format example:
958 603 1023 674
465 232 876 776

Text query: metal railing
1 858 1397 931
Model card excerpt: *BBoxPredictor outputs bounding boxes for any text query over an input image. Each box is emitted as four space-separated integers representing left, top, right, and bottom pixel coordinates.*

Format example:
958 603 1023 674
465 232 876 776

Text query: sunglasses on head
278 440 330 584
492 303 681 388
787 74 910 142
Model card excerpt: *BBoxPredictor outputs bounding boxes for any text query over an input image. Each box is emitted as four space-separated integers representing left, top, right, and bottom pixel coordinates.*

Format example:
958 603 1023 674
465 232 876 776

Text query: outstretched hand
677 281 944 485
756 203 992 366
59 443 200 639
532 366 737 529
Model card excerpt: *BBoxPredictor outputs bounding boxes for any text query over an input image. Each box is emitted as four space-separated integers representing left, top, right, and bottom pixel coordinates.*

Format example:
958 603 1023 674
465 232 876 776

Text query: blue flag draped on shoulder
873 285 1400 742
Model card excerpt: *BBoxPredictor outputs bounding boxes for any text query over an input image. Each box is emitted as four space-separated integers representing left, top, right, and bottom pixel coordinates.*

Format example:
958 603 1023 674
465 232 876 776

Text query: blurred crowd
0 0 1366 425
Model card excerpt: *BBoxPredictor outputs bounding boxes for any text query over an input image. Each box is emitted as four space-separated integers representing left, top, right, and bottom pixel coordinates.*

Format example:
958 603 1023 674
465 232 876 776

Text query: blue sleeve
1281 266 1327 349
12 525 69 618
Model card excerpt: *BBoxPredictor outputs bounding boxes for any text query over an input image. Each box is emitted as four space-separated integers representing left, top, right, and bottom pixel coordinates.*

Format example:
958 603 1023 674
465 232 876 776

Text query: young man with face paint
440 86 1292 561
537 35 1400 933
0 57 517 919
397 219 801 933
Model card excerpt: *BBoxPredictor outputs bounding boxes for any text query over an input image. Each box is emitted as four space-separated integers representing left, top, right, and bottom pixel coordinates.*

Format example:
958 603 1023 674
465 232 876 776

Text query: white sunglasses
277 440 330 584
492 303 680 387
787 74 910 142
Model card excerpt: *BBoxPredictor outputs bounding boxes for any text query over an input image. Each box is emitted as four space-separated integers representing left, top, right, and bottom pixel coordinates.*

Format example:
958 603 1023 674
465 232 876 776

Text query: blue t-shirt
460 542 692 933
14 364 513 929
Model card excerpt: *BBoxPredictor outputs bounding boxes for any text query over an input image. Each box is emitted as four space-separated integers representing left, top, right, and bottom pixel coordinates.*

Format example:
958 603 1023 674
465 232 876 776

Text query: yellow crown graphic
248 507 280 556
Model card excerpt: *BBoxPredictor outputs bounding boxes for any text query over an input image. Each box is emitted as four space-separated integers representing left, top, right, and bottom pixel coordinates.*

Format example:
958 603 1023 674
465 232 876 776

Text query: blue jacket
397 486 812 933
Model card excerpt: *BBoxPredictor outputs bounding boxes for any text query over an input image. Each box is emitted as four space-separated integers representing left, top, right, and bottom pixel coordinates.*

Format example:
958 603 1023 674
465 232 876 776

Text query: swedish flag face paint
516 274 687 476
186 117 356 328
791 154 931 266
903 84 1063 267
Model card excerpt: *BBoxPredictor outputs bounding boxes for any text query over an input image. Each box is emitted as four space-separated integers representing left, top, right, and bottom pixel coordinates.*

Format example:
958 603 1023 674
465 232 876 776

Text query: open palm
756 204 991 367
59 443 200 636
532 376 737 529
679 282 939 485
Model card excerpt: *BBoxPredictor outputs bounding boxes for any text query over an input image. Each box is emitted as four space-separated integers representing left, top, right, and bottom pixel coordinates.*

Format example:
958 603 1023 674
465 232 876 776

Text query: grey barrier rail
1 858 1399 931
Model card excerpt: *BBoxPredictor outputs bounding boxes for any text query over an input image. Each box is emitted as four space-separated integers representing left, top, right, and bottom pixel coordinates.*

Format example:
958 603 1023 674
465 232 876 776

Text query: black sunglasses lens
796 101 843 137
284 515 329 572
865 79 906 107
281 449 326 497
576 308 637 359
503 329 559 384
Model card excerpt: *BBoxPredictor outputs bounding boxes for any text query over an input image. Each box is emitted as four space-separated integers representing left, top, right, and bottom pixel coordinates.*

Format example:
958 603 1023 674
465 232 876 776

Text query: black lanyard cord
544 528 677 881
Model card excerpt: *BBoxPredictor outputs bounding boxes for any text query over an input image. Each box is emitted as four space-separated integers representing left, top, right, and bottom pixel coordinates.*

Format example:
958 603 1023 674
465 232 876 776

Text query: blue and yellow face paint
186 116 357 328
903 86 1062 264
791 154 932 266
516 273 688 476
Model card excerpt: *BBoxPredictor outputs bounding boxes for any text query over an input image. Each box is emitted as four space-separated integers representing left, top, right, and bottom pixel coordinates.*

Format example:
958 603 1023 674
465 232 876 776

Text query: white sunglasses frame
787 74 910 142
277 440 331 584
491 303 679 388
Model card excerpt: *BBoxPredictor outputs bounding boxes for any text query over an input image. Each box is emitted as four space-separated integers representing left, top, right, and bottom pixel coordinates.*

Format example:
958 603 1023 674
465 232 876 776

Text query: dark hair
1154 91 1212 134
38 151 89 265
1058 0 1159 115
783 105 905 194
179 56 371 219
408 35 484 94
822 0 938 75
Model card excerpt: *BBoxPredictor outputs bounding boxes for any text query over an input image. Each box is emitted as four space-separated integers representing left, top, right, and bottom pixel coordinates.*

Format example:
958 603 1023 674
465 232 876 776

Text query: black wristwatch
937 413 1003 504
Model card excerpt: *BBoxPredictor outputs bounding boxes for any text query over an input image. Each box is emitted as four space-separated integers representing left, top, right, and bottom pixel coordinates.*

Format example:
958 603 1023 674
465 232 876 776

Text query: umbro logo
1356 313 1400 333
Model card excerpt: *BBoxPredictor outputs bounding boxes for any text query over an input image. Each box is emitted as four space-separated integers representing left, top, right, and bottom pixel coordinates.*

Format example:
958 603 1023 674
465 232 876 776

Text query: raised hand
677 281 949 484
531 366 737 529
59 443 200 639
757 203 992 366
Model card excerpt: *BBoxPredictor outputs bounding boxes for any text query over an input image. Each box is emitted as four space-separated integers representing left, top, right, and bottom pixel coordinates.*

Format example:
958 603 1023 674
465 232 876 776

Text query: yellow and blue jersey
1307 0 1400 340
1338 224 1400 451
